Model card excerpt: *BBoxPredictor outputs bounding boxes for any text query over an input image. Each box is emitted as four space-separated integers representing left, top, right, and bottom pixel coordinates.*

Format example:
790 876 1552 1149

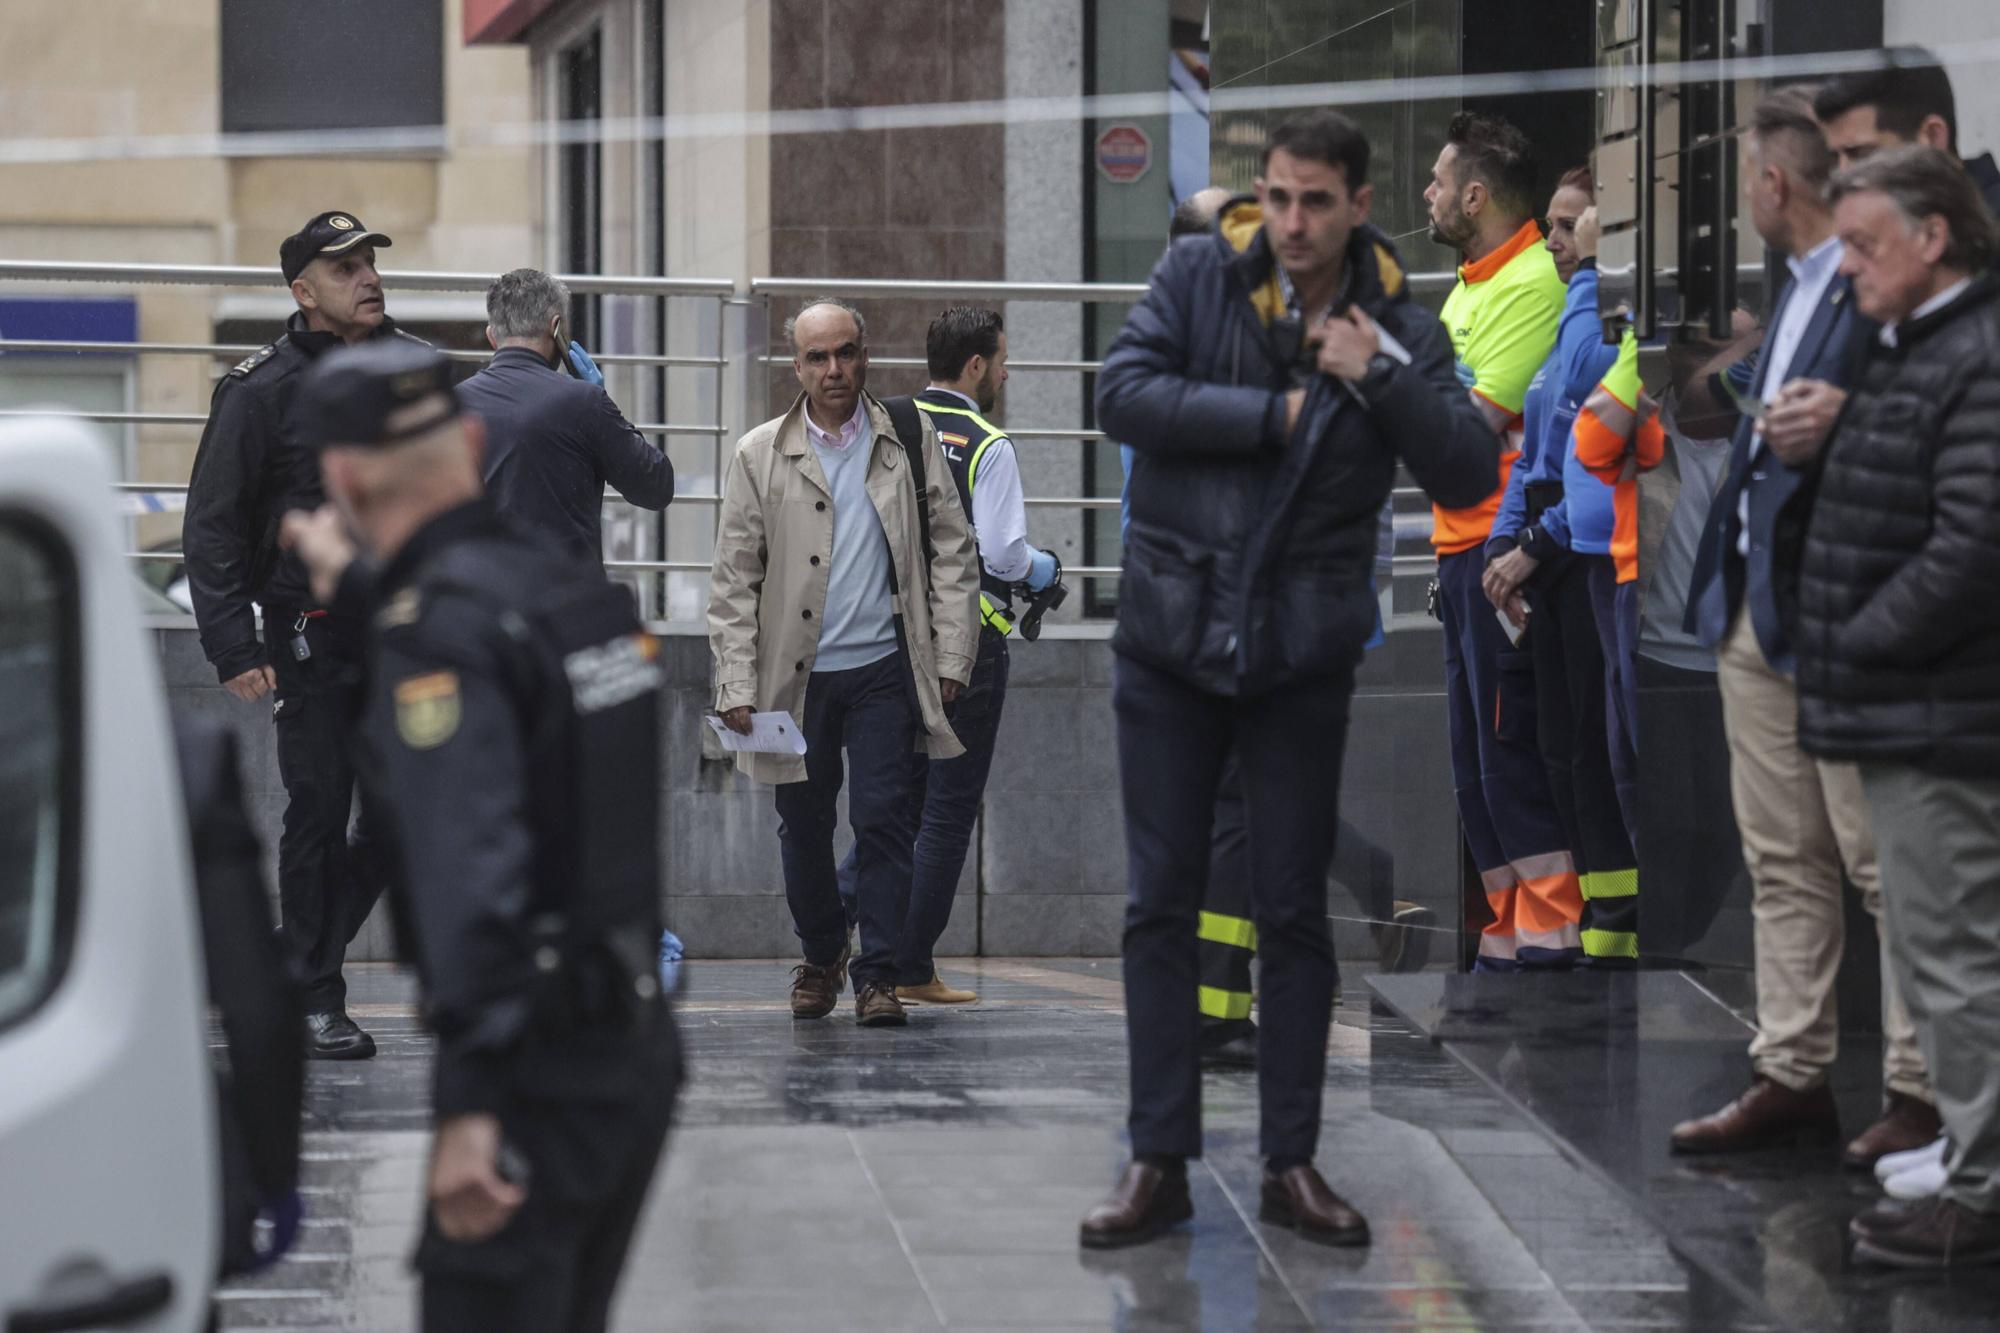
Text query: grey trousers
1861 761 2000 1216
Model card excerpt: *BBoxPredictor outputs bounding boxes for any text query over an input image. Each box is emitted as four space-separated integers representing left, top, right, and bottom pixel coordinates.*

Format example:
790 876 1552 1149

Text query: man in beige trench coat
709 298 979 1028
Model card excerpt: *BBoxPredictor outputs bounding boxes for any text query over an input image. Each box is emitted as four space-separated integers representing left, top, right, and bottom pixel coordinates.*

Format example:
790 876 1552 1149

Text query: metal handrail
808 355 1106 374
0 337 726 368
114 483 1428 508
1 408 726 436
128 550 1440 576
0 259 733 297
753 277 1151 304
112 481 1139 510
0 262 1469 305
8 260 1459 604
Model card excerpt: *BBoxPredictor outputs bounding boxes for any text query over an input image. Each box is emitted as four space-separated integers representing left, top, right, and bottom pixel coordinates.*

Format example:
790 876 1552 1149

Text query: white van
0 419 217 1331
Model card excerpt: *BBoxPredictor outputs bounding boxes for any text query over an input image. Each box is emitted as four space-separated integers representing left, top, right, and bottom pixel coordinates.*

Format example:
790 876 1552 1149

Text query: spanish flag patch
393 670 461 750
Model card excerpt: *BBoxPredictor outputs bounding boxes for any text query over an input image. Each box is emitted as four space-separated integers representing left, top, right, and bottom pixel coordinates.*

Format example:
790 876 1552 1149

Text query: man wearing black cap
183 210 426 1059
280 340 680 1332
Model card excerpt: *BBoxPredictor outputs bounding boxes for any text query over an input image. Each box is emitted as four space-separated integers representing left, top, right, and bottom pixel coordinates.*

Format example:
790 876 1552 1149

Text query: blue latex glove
566 341 605 387
658 927 684 995
1452 358 1477 390
1026 547 1058 592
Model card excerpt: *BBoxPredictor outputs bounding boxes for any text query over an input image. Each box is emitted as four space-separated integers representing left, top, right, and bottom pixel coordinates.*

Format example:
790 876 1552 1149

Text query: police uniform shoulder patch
393 670 460 749
374 586 423 632
229 340 283 378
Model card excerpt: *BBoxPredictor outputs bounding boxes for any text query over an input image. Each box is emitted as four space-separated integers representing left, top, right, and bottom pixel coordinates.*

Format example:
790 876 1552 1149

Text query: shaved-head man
707 298 978 1028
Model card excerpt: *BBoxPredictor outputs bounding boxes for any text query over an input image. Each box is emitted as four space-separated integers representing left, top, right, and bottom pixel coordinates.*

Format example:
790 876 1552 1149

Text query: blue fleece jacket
1487 262 1621 559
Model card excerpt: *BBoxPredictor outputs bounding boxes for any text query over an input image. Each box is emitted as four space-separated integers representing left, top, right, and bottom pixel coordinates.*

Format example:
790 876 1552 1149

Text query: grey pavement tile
881 1187 1115 1256
853 1123 1119 1158
1436 1126 1563 1158
224 957 1796 1332
864 1149 1117 1191
1303 1284 1589 1329
614 1286 943 1331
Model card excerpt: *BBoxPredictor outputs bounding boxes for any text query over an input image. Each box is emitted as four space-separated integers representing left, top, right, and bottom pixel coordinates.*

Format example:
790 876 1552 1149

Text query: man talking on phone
457 268 675 568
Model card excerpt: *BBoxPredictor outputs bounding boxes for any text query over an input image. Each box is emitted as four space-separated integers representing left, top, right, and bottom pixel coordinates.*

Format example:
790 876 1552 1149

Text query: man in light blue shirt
708 298 980 1030
803 399 899 670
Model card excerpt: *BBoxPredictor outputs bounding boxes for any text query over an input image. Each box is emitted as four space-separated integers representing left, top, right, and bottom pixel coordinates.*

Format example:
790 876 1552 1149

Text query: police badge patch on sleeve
393 670 461 749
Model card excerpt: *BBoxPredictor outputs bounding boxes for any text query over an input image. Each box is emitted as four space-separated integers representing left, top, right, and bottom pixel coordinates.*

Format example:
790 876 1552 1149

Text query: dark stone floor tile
1367 969 2000 1331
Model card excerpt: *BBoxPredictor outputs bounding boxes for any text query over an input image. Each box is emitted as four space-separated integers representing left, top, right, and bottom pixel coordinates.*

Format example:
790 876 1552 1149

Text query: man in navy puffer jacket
1078 109 1496 1251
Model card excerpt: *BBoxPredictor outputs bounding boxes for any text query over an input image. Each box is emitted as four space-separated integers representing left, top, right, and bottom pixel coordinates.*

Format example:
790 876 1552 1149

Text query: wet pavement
209 958 1939 1330
1372 969 2000 1333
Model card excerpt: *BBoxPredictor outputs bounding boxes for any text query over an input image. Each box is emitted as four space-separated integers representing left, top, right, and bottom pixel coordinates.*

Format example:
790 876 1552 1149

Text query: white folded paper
704 711 809 755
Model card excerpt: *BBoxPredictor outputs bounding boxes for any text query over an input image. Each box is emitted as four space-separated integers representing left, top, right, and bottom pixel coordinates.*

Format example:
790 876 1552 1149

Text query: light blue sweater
810 411 898 672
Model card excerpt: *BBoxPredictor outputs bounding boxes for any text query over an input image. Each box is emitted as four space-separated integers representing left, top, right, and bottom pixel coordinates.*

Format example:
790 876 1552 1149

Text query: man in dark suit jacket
457 268 674 566
1672 91 1939 1166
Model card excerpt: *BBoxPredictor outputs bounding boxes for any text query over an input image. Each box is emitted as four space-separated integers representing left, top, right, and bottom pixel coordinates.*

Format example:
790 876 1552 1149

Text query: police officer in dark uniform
457 267 674 567
183 209 428 1059
279 341 680 1333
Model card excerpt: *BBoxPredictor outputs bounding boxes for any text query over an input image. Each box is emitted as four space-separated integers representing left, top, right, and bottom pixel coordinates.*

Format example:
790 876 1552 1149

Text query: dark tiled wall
766 0 1008 415
159 625 1462 962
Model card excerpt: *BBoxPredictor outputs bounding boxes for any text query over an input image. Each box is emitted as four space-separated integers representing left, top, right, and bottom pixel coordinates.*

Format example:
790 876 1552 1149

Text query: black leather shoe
1199 1023 1258 1070
1259 1164 1370 1246
305 1011 376 1060
1079 1162 1193 1249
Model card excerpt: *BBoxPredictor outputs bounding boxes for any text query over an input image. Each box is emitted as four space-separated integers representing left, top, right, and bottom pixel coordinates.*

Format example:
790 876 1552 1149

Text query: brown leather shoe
1842 1091 1944 1170
1259 1164 1370 1246
897 973 978 1004
790 942 849 1020
1669 1077 1840 1155
1851 1196 2000 1269
1079 1162 1193 1249
856 981 908 1027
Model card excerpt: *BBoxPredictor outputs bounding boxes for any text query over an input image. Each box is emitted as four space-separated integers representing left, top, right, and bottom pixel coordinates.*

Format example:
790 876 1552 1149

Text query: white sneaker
1884 1155 1950 1202
1874 1134 1947 1185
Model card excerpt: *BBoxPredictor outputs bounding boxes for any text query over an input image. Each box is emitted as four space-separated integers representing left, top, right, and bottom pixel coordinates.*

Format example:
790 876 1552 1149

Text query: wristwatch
1359 351 1398 389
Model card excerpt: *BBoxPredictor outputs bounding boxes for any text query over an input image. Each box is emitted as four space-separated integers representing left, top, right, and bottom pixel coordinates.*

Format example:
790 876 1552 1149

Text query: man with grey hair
455 267 673 567
709 297 978 1028
1672 89 1939 1169
1794 145 2000 1269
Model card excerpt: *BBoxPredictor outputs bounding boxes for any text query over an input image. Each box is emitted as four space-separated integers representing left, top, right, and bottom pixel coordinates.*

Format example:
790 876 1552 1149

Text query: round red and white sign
1095 125 1153 183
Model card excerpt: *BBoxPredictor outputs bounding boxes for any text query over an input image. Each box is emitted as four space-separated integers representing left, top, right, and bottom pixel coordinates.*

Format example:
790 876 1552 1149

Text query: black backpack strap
881 395 936 591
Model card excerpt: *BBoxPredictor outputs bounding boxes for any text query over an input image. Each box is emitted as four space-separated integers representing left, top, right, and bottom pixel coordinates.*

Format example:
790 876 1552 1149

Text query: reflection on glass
0 521 64 1026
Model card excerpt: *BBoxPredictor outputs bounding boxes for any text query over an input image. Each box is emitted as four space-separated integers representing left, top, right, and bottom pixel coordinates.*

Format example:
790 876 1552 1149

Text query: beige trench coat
707 392 980 784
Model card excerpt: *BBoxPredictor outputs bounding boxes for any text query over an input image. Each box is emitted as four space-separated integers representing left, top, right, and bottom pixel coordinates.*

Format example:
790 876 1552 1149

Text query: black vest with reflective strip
916 388 1016 635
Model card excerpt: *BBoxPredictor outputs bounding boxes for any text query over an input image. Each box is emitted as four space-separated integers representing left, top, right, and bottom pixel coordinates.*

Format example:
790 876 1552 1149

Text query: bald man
708 298 978 1028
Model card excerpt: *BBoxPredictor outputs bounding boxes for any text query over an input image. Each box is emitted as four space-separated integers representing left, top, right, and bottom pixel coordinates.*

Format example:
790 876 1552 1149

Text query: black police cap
280 210 393 284
297 342 459 451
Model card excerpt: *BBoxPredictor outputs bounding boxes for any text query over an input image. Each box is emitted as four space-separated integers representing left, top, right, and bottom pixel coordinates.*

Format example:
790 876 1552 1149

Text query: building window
0 512 79 1034
559 27 605 346
219 0 444 139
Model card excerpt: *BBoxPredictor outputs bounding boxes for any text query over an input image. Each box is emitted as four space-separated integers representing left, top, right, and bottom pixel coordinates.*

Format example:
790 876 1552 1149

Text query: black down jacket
1794 270 2000 777
1098 198 1497 697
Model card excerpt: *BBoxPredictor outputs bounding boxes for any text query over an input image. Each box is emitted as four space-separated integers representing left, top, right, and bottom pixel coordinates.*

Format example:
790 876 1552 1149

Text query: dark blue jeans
838 626 1008 985
775 651 919 990
1115 652 1353 1162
